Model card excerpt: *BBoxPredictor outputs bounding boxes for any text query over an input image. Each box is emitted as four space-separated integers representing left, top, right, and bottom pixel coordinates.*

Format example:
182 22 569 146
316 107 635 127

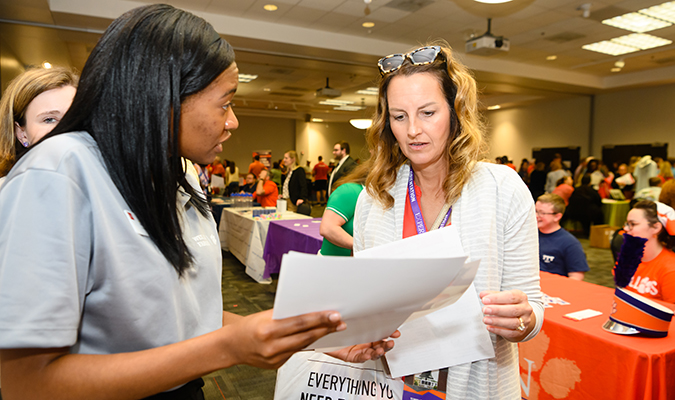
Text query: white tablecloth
218 207 312 283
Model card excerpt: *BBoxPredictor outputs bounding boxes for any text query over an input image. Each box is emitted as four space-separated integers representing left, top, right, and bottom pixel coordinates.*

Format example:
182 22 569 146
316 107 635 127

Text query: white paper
272 251 469 349
356 227 494 378
210 174 225 189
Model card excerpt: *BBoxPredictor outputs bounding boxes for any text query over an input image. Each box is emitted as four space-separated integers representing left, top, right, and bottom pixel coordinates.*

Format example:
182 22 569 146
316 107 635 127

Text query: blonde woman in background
0 66 78 187
281 150 308 212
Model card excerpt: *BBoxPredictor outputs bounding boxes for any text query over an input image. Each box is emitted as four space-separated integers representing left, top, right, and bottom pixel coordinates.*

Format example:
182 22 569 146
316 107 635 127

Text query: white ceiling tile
161 0 212 11
276 6 328 27
297 0 343 12
242 0 293 21
269 0 302 4
309 12 358 31
205 0 254 16
366 6 411 23
616 0 668 10
332 1 384 17
414 0 465 16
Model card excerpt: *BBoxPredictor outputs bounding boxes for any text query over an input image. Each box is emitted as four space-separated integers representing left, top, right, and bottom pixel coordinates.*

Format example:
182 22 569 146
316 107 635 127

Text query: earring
22 140 29 147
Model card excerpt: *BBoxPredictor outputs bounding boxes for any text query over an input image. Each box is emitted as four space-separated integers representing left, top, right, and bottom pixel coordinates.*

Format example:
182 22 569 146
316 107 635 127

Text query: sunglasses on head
377 46 444 75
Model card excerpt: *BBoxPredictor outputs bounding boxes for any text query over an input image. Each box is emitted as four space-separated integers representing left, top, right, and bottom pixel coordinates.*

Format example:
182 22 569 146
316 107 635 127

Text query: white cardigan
354 162 544 399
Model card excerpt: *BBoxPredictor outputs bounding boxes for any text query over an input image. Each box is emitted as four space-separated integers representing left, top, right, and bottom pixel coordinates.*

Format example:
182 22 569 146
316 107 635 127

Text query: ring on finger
516 317 526 332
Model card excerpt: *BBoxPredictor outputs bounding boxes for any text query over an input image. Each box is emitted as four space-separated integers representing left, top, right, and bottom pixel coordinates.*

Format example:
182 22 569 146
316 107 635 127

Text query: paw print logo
519 330 582 399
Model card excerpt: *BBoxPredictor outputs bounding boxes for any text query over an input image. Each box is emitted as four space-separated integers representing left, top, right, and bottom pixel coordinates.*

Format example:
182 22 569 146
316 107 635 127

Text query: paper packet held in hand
272 251 473 350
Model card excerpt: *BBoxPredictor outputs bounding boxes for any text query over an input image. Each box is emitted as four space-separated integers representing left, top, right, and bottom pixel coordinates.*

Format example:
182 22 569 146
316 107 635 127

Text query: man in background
537 194 589 280
313 156 329 205
239 173 257 194
253 169 278 207
328 141 356 196
248 154 265 178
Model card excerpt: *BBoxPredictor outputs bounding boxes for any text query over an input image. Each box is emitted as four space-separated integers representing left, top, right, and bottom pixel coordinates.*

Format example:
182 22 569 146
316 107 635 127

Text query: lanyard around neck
408 167 452 235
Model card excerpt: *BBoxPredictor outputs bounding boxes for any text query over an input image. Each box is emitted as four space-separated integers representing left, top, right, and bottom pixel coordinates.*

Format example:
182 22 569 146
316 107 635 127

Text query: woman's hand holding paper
480 290 535 342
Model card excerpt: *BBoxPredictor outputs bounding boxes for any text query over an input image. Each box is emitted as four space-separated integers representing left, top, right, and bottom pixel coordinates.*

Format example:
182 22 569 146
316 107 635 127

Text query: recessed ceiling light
474 0 513 3
582 40 640 56
639 2 675 24
263 4 278 11
42 62 52 69
487 105 501 110
238 74 258 83
546 55 557 61
611 33 672 50
611 67 622 72
263 88 271 92
311 118 324 122
615 59 625 68
602 12 671 33
362 22 375 28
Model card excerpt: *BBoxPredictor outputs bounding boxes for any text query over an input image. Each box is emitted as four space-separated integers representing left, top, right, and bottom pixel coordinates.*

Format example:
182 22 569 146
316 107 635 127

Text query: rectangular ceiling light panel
602 12 671 33
639 1 675 24
582 40 640 55
611 33 672 50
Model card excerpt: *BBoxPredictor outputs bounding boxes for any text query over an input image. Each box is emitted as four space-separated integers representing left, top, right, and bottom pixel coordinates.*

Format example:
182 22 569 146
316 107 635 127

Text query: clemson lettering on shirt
628 276 659 296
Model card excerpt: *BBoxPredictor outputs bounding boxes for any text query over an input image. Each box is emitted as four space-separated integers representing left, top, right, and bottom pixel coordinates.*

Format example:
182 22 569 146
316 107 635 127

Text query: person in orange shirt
248 154 265 177
209 156 226 177
312 155 329 205
622 200 675 303
252 169 278 207
552 176 574 205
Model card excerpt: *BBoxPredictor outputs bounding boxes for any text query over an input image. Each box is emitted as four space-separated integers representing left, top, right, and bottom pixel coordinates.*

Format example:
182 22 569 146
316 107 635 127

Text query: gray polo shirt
0 132 222 353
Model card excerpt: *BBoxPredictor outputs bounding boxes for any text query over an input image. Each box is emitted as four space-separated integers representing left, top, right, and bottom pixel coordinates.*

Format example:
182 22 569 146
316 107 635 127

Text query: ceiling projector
465 18 510 56
315 78 341 98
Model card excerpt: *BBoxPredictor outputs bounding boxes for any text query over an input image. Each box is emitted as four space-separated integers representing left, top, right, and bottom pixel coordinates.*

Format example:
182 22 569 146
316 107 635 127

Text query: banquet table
601 199 631 227
218 207 312 283
210 197 233 230
519 272 675 400
262 218 323 279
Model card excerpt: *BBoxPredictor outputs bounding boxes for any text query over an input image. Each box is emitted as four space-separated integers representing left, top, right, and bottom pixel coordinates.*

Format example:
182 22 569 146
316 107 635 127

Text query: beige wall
215 115 368 176
297 121 369 167
485 96 592 164
593 83 675 159
216 114 296 174
0 37 25 93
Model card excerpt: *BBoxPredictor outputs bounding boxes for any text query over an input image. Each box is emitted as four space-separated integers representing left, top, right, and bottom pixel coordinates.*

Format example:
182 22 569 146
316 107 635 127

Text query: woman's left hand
296 199 304 206
479 290 534 342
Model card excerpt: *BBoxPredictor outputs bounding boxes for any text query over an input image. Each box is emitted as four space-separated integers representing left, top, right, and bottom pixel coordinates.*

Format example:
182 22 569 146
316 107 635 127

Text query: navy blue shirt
539 228 589 277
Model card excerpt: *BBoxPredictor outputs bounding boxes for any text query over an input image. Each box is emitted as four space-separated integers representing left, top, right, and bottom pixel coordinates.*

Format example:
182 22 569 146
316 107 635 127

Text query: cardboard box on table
590 224 619 248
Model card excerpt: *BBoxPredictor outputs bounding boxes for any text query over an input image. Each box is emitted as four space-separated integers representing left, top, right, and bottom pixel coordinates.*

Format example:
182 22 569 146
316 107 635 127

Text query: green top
320 183 364 256
269 168 282 188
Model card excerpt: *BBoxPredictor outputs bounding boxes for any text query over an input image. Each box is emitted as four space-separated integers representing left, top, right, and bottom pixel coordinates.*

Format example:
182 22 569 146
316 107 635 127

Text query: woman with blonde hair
354 42 543 398
281 150 308 213
545 160 570 193
0 66 78 184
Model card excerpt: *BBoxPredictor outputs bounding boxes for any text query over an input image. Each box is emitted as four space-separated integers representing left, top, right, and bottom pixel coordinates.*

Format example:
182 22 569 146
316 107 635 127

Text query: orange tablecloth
519 272 675 400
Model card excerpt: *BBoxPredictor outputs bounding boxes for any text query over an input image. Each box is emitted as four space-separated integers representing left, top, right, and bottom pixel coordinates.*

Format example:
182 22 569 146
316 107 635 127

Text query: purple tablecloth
262 218 323 278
